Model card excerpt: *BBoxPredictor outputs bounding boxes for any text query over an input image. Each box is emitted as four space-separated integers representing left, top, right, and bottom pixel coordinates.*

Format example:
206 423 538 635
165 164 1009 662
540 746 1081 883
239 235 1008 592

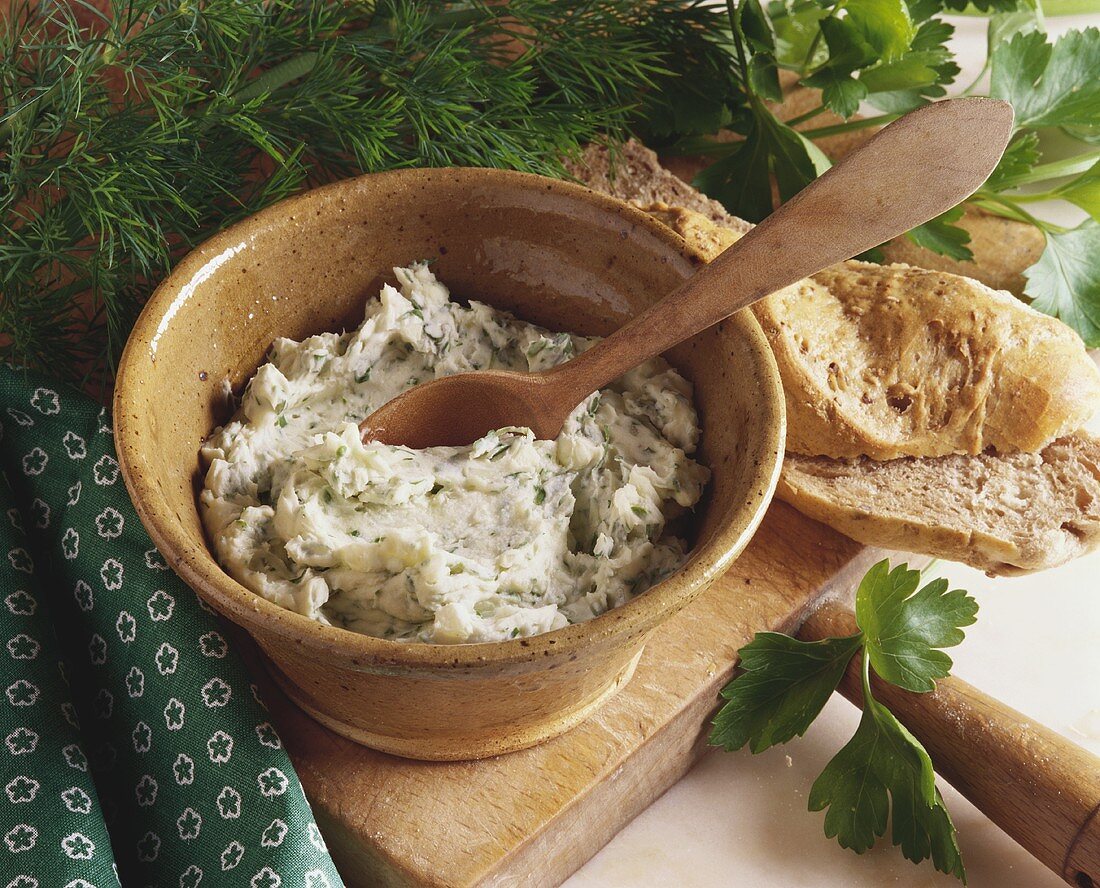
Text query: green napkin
0 366 343 887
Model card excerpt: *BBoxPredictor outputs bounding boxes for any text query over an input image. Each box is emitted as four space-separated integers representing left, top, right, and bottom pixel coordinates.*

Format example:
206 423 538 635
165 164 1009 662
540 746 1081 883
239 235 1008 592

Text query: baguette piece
639 201 1100 460
572 142 1100 574
779 434 1100 575
764 263 1100 459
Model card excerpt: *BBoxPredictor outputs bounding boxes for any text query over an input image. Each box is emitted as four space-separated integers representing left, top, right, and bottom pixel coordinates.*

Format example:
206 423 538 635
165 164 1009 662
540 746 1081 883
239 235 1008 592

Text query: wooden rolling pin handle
800 598 1100 887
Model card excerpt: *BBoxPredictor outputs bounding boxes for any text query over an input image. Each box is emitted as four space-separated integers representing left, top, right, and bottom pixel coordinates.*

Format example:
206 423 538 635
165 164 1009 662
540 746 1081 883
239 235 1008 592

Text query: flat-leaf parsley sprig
710 560 979 881
672 1 1100 348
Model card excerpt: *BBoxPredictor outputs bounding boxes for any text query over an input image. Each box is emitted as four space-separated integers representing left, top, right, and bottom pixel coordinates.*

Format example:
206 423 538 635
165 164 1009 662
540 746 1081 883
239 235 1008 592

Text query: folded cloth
0 366 343 887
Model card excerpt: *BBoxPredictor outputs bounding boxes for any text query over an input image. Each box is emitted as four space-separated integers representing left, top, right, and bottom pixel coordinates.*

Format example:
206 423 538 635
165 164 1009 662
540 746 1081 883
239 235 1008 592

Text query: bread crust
571 139 1100 575
565 143 753 236
640 202 1100 460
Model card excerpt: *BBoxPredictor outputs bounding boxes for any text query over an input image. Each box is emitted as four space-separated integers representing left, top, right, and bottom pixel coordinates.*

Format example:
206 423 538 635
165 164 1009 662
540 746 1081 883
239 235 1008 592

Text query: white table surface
566 13 1100 888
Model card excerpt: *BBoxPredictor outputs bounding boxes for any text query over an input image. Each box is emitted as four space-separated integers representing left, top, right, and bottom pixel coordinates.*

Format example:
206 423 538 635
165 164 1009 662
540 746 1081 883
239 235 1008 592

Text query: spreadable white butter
200 264 709 644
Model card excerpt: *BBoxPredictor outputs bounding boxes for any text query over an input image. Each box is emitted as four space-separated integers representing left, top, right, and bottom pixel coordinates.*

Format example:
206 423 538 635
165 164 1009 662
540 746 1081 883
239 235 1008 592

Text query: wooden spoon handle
548 98 1014 404
802 599 1100 886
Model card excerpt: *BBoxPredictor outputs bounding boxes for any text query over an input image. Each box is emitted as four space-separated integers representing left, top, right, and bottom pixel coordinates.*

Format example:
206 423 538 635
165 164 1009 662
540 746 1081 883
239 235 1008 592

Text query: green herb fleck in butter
201 264 709 644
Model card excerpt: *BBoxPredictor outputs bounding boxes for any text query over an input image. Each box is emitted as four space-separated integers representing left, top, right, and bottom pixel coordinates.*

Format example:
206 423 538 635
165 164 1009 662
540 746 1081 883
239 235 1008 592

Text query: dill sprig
0 0 735 388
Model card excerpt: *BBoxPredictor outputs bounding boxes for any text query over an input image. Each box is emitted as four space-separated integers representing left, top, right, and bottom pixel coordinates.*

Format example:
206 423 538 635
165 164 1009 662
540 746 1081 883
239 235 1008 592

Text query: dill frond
0 0 735 389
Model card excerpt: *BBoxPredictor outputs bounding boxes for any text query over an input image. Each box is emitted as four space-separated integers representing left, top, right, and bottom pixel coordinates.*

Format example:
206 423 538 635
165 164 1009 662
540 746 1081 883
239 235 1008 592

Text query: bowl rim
115 166 785 670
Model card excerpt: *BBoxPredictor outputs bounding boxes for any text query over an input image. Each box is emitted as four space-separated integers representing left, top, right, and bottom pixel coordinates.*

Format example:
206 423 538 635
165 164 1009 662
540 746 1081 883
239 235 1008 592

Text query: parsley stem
800 113 901 139
1008 189 1066 204
785 105 828 128
665 102 837 156
663 102 839 158
726 0 753 86
992 150 1100 190
660 134 743 157
800 0 849 75
860 645 873 707
970 192 1069 234
800 0 846 74
958 62 990 98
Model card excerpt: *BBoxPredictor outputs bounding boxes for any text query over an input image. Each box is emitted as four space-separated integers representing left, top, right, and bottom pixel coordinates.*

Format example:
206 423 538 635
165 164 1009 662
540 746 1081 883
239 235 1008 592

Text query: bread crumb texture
779 434 1100 575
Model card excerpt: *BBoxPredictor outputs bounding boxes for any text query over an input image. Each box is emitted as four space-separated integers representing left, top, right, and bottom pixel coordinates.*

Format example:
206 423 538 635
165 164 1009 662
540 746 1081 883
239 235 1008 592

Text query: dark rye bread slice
779 435 1100 575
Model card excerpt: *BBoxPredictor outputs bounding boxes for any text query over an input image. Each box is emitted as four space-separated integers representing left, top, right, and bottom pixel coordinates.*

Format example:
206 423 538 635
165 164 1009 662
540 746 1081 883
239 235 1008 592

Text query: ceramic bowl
114 167 785 760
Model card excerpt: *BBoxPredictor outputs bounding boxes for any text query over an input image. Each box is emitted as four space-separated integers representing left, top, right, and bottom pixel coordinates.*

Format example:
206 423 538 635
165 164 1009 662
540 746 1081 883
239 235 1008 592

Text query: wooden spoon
361 97 1014 449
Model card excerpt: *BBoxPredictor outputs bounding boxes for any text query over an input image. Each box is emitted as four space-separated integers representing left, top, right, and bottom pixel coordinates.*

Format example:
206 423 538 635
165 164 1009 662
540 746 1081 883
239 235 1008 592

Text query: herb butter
201 264 709 644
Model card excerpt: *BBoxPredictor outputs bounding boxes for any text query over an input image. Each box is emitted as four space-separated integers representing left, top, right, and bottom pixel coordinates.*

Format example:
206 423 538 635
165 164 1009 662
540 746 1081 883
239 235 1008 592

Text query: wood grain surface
255 503 877 888
248 84 1080 888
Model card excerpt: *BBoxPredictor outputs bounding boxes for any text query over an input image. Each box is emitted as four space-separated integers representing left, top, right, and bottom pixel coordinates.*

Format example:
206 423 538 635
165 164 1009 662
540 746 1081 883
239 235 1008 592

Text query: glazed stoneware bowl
114 167 785 761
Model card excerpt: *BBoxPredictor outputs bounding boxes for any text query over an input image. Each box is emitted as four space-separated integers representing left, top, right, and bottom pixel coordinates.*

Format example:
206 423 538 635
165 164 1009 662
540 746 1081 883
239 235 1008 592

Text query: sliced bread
565 142 752 236
779 434 1100 575
761 262 1100 459
637 201 1100 460
572 141 1100 574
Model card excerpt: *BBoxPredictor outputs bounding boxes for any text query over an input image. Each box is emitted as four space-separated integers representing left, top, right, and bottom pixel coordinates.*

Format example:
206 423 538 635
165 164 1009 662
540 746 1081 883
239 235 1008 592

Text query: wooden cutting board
249 103 1040 888
252 502 883 888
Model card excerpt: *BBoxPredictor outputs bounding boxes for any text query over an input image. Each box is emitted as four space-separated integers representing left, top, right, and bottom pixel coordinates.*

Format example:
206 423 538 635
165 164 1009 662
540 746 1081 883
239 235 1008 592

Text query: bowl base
261 647 644 761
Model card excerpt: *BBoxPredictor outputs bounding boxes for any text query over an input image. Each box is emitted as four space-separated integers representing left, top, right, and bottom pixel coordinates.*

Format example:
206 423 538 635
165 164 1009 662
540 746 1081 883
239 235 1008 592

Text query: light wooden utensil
360 97 1014 449
803 599 1100 888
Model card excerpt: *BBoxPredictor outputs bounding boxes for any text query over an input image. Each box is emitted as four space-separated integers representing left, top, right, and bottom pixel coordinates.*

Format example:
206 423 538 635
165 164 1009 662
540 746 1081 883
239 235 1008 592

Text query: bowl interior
115 167 783 663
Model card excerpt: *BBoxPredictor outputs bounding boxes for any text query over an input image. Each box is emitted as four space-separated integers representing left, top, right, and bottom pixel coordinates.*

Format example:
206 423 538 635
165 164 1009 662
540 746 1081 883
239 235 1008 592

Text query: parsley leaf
855 561 978 693
864 18 958 113
710 561 977 881
815 72 869 119
983 131 1042 191
803 5 943 118
986 0 1045 59
906 206 973 262
694 108 831 222
710 632 862 753
808 652 966 881
1051 158 1100 222
990 28 1100 129
771 4 830 69
860 52 942 95
692 0 834 221
694 134 772 225
940 0 1023 12
844 0 915 62
802 16 877 116
1023 221 1100 348
739 0 784 103
641 77 737 143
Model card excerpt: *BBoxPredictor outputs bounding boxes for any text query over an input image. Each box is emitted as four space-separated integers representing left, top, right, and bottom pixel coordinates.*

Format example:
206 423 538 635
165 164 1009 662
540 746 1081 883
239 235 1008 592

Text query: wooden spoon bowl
114 167 785 760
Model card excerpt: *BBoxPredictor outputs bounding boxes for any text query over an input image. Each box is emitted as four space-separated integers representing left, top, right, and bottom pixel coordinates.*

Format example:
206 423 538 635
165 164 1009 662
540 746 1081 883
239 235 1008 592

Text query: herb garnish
0 0 737 384
6 1 1098 381
675 3 1100 346
710 560 978 881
